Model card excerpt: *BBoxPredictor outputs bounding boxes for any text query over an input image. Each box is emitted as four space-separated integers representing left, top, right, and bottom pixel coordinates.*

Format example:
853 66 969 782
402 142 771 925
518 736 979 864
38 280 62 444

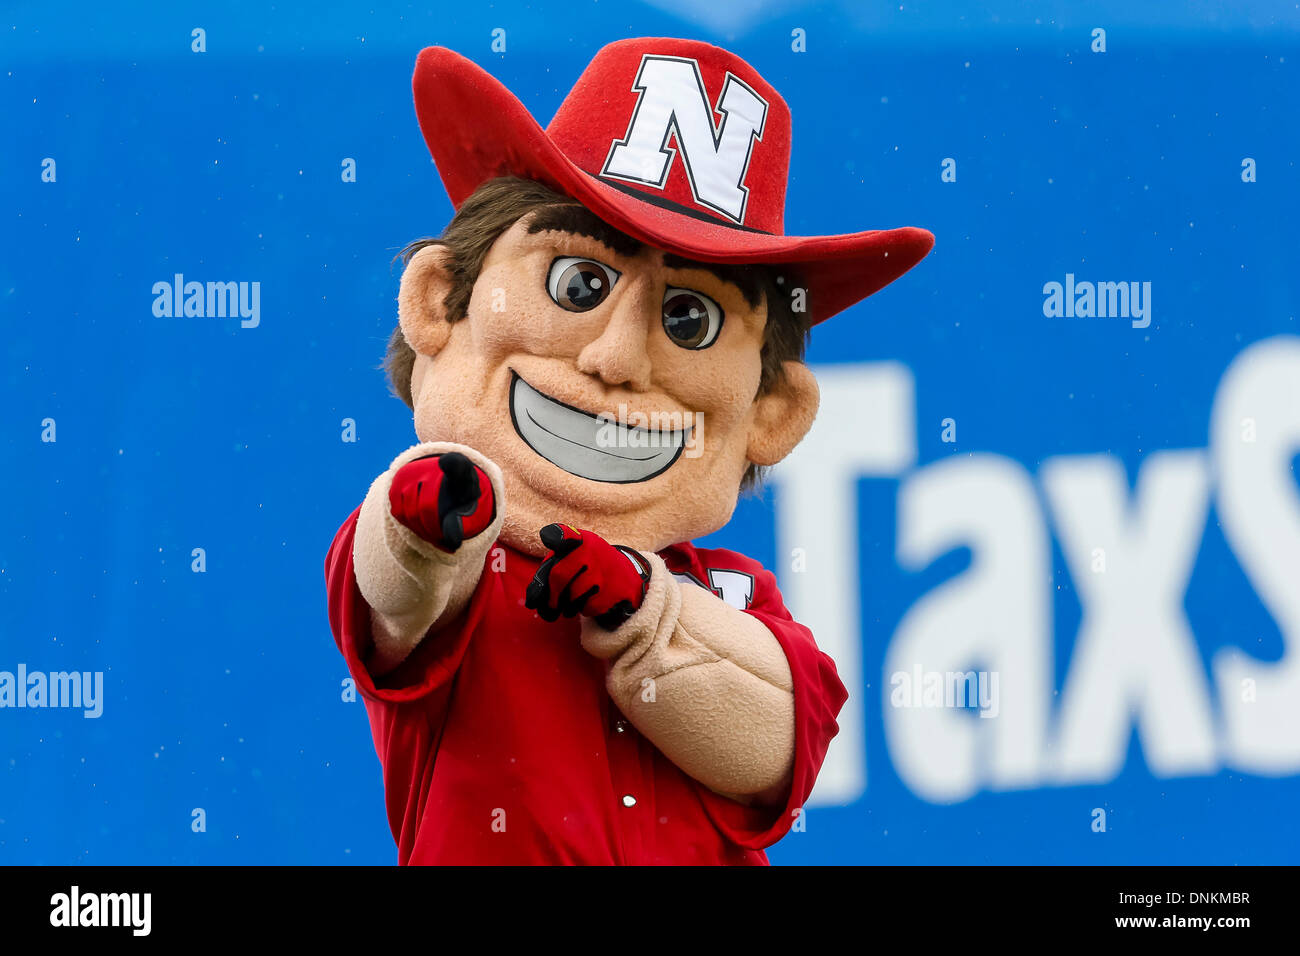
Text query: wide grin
509 372 690 483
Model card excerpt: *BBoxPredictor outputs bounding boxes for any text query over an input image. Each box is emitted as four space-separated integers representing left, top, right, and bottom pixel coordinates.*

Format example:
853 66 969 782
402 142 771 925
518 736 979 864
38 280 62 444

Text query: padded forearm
353 441 505 674
580 553 796 797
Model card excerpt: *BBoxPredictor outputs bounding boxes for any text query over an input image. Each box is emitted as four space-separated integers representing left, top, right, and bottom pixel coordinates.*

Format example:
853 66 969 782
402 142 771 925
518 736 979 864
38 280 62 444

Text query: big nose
576 286 655 391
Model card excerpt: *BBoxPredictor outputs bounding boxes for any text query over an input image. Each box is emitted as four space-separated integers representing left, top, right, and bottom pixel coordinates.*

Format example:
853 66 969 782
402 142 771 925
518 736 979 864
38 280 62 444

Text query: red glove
388 452 495 552
525 524 651 630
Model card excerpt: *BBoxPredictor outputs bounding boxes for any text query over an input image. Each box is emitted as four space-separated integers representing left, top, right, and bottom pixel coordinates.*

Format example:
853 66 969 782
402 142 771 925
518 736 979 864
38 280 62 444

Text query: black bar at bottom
0 865 1284 940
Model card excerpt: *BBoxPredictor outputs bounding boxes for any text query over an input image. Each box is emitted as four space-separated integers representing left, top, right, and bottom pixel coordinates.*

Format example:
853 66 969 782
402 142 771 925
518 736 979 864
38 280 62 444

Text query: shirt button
614 720 628 734
621 794 637 808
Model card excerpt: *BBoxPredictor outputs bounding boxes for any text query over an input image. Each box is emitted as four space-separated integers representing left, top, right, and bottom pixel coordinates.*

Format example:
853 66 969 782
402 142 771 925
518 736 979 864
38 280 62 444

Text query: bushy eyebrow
525 204 643 258
524 203 765 308
662 254 764 308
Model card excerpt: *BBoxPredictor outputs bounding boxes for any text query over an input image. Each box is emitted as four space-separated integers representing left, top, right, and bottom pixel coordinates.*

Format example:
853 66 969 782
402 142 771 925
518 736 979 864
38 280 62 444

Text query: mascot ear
398 244 456 357
746 360 820 467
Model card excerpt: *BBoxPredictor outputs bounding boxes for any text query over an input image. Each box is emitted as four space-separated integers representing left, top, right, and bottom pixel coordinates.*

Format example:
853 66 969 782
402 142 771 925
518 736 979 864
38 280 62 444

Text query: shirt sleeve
693 557 849 850
325 506 482 703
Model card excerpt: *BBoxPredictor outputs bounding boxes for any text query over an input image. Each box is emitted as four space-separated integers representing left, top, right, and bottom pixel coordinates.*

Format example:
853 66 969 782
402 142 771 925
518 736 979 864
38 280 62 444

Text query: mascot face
398 206 819 555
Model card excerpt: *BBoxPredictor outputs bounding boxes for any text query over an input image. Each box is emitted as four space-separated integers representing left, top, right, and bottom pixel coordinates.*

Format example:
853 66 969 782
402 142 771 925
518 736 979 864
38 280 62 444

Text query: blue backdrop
3 0 1299 864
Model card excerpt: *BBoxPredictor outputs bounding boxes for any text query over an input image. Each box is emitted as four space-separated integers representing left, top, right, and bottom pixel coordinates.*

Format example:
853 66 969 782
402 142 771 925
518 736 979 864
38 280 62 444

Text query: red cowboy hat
411 37 934 326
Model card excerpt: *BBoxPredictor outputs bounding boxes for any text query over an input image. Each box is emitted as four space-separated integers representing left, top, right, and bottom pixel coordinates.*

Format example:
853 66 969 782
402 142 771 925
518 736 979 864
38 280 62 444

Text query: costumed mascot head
387 38 933 556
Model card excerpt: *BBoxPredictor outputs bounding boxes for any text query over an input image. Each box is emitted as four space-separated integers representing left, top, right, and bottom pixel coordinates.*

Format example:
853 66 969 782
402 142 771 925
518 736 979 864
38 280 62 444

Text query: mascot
326 37 933 865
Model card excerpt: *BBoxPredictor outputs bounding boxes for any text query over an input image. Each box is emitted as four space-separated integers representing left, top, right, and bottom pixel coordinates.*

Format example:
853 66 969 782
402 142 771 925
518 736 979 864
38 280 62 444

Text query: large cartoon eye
547 257 620 312
661 288 724 350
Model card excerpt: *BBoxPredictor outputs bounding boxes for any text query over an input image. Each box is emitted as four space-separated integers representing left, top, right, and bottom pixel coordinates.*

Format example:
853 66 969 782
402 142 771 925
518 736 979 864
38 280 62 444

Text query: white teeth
509 373 688 483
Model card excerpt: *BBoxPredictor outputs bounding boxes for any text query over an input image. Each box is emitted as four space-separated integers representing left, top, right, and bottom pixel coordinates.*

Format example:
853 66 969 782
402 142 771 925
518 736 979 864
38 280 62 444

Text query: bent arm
353 441 505 675
579 553 795 802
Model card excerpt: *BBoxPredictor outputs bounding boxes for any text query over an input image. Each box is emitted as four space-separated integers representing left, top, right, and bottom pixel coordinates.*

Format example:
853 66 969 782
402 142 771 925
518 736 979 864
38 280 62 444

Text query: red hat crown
547 39 790 234
411 38 934 324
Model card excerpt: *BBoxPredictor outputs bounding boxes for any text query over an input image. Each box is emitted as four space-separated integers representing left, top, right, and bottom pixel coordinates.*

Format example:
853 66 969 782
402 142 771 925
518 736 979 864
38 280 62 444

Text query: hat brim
413 47 935 325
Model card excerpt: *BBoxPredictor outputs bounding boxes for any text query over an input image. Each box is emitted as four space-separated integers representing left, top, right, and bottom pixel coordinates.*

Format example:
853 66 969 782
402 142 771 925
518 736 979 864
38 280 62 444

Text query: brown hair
386 176 810 488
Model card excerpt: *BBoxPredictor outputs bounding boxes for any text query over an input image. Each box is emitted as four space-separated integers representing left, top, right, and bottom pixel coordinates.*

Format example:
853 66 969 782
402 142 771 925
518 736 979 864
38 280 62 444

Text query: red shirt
326 507 848 865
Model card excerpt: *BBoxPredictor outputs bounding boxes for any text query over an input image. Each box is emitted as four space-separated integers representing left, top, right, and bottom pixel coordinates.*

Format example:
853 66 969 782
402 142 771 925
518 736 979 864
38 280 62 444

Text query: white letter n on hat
601 55 768 224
